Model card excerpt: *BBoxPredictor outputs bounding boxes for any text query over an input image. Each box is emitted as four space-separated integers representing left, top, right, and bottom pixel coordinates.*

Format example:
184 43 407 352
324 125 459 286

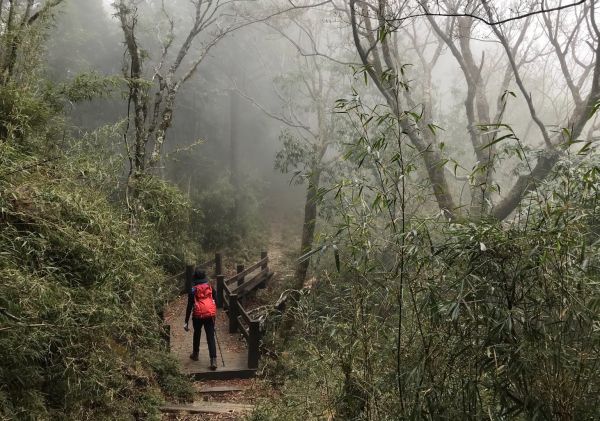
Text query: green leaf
481 133 515 150
577 141 593 155
372 193 382 210
589 99 600 118
428 123 444 136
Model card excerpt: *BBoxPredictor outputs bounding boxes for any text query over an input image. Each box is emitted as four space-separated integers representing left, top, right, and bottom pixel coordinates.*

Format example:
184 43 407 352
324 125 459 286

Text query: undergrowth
0 139 192 419
250 99 600 419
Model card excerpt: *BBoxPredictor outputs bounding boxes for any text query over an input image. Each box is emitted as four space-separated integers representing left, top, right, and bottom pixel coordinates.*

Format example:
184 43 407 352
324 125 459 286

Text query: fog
45 0 600 238
3 1 599 417
48 0 311 229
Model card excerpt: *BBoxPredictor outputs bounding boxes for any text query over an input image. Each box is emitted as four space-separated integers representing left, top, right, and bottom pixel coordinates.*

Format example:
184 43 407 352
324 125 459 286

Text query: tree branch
393 0 588 27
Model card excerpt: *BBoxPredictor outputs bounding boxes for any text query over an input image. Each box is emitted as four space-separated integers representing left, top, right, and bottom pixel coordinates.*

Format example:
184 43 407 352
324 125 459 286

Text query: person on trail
184 268 218 370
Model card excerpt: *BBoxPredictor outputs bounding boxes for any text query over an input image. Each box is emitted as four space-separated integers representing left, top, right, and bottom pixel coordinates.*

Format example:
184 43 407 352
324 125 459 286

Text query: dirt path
166 295 246 357
263 218 298 291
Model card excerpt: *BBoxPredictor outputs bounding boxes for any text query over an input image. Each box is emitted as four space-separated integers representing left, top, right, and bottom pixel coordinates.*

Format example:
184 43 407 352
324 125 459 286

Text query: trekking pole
214 317 225 367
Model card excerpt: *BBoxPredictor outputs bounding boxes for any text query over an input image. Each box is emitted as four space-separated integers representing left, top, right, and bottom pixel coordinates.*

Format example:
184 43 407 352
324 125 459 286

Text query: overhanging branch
391 0 589 27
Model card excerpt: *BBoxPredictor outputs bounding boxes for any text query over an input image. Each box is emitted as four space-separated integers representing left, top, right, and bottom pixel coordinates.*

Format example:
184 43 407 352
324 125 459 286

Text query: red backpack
192 283 217 319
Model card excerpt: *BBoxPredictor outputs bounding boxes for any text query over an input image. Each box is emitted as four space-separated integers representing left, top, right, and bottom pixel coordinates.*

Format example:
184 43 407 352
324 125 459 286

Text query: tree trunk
1 0 17 83
349 0 458 220
149 88 177 169
485 0 600 219
229 90 241 224
279 169 322 342
294 169 321 288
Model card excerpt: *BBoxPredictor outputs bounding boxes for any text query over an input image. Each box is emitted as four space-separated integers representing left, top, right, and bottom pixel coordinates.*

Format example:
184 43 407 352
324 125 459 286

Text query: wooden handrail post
216 275 225 309
185 264 194 294
215 252 222 276
248 320 261 369
229 294 239 333
261 251 268 270
259 251 268 289
236 264 245 287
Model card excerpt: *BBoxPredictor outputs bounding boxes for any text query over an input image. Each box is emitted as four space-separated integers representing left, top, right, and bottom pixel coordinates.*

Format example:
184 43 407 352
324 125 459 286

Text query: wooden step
182 350 256 380
161 401 254 414
197 385 248 393
189 367 256 380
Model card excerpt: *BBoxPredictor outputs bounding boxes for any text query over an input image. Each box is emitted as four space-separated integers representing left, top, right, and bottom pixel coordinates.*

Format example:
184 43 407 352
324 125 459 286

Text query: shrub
0 146 191 419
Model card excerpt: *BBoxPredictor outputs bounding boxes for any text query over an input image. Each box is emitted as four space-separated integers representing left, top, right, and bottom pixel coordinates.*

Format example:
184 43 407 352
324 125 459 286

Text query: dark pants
192 317 216 358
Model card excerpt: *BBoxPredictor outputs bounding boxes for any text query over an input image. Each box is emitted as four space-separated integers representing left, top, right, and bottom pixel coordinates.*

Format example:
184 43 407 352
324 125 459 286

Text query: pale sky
101 0 113 13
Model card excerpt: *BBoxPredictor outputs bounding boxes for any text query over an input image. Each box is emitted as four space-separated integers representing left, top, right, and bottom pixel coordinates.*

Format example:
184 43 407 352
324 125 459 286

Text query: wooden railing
180 251 272 369
218 252 272 369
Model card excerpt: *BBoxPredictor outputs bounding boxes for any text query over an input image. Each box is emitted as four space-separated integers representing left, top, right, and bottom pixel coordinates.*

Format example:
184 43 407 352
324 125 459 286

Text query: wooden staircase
161 384 254 416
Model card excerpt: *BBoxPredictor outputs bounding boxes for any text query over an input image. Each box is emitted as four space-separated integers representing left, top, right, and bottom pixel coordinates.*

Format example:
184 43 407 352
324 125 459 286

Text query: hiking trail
160 220 294 419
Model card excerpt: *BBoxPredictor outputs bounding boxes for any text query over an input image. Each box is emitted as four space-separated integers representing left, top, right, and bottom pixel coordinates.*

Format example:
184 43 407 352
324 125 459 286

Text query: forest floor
161 215 298 419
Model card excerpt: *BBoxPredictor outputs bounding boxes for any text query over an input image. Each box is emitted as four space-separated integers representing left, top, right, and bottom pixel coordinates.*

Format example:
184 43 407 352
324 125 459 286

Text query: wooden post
216 275 225 309
236 264 245 288
215 253 222 276
248 320 261 369
260 251 268 270
229 294 239 333
259 251 268 289
185 264 194 294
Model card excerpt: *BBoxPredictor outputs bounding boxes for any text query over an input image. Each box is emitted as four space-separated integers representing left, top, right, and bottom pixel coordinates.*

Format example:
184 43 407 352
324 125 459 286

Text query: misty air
1 0 599 419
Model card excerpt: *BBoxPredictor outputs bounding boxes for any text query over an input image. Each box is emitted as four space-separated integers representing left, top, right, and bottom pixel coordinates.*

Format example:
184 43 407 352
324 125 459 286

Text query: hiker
184 268 218 370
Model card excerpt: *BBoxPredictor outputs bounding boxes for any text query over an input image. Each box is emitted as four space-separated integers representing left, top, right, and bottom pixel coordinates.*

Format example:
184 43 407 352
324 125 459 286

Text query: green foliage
262 96 600 420
0 143 192 419
62 120 199 274
57 72 122 103
0 20 193 416
274 129 312 181
0 82 61 143
135 175 197 272
0 71 118 148
192 175 266 253
63 121 127 192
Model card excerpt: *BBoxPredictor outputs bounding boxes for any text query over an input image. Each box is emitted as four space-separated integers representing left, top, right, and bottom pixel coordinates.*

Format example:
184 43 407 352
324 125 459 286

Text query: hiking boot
189 353 199 361
210 357 218 370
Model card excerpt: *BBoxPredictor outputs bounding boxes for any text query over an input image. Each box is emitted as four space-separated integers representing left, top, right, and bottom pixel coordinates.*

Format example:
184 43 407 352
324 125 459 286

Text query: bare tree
115 0 332 228
114 0 247 227
346 0 600 221
349 0 459 219
483 0 600 219
237 14 347 286
420 0 536 218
